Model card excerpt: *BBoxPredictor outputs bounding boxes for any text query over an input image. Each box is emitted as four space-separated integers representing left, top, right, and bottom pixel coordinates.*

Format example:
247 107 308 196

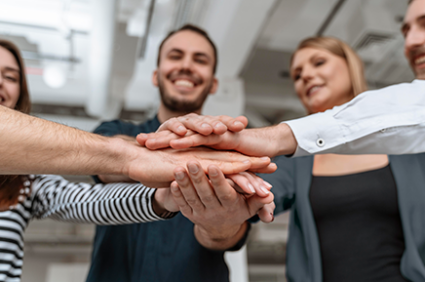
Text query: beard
157 73 213 113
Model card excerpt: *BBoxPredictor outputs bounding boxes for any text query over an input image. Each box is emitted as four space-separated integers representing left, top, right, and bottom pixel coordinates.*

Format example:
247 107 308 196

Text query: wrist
194 222 248 250
275 123 297 156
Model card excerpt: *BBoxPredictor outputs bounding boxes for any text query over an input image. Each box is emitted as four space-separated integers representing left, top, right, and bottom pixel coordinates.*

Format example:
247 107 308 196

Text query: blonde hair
291 37 368 96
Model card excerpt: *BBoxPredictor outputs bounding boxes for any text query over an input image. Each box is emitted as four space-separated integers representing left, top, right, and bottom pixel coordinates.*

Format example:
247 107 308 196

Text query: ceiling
0 0 415 127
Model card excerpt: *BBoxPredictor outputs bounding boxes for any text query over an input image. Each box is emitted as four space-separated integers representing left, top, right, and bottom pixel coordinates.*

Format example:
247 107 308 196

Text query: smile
307 85 322 96
414 55 425 66
174 79 195 89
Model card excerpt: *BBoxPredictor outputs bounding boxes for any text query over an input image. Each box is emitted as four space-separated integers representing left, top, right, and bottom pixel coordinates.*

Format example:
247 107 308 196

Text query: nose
180 55 194 71
301 65 315 83
405 25 425 52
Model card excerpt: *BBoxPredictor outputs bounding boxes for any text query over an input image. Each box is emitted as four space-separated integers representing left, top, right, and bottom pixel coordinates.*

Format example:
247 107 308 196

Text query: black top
309 165 409 282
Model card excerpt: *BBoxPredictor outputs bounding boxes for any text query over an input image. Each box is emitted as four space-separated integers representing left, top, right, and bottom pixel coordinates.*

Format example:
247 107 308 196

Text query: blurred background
0 0 412 281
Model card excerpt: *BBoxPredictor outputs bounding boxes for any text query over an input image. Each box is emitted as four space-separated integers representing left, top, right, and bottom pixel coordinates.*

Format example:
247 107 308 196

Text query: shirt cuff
148 189 178 220
283 111 345 156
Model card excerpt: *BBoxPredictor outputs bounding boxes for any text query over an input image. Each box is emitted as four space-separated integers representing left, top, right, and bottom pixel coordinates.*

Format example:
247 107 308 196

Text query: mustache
408 48 425 61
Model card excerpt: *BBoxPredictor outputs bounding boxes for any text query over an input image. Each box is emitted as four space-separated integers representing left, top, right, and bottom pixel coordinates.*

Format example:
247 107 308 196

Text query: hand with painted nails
170 160 275 250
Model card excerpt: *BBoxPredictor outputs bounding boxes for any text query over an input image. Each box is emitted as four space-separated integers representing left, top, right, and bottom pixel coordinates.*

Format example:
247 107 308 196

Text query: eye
314 59 325 67
293 73 301 81
194 58 208 64
5 76 17 82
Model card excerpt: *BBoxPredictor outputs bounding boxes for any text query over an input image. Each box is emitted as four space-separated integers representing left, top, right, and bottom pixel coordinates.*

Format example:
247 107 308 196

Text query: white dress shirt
285 80 425 157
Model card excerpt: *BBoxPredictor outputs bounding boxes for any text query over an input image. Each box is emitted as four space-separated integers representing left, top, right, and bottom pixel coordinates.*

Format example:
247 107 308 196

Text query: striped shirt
0 174 167 282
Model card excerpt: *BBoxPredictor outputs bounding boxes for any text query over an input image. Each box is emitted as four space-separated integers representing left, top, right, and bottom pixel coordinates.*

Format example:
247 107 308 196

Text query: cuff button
316 138 325 147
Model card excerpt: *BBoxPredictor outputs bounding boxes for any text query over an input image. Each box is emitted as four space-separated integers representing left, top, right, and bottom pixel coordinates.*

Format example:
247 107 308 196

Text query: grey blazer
261 153 425 282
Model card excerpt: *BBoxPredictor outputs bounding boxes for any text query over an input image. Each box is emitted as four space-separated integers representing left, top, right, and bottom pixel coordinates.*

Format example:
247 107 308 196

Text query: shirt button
316 138 325 147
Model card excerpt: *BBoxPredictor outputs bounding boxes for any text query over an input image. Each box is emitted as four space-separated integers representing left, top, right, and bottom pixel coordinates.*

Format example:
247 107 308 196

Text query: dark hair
156 24 218 74
0 39 32 210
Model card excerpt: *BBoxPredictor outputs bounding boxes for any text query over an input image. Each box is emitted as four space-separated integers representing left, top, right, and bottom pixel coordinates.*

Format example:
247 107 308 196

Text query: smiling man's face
153 30 218 113
403 0 425 79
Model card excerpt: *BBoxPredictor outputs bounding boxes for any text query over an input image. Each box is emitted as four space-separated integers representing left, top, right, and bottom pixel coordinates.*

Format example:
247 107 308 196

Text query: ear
152 70 159 87
209 77 219 95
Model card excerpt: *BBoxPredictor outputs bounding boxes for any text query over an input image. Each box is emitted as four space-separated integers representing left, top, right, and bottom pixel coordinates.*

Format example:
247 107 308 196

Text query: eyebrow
3 66 20 73
401 15 425 33
168 48 212 61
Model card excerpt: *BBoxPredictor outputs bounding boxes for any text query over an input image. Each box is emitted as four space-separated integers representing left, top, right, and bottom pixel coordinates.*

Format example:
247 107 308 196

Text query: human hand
137 116 297 158
170 161 274 249
152 188 179 214
122 141 276 188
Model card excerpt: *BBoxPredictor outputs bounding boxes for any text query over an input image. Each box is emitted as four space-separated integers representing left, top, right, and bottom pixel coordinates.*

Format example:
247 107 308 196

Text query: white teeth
308 86 321 95
174 80 194 88
415 56 425 65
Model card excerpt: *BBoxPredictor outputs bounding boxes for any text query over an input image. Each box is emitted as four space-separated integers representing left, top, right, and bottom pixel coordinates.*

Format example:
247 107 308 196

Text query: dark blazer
261 153 425 282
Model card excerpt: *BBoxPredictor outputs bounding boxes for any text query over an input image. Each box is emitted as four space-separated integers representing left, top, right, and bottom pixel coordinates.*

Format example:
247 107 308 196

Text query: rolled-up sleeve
285 80 425 156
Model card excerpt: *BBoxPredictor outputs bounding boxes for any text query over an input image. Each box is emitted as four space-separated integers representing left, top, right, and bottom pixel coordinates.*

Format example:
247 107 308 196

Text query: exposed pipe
138 0 156 59
86 0 119 118
316 0 346 36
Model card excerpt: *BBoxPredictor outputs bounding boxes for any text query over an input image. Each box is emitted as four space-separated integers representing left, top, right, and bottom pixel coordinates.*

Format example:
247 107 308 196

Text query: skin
0 46 20 109
402 0 425 80
291 47 354 114
290 47 389 176
97 29 276 249
154 30 218 122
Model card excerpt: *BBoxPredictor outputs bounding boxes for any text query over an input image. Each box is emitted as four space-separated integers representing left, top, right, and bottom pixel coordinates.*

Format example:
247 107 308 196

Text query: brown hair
0 39 32 209
157 24 218 74
291 36 368 97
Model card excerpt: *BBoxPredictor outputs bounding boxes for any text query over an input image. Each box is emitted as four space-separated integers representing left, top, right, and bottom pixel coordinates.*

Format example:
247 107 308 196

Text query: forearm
0 106 131 176
237 123 297 157
194 221 248 251
33 175 164 224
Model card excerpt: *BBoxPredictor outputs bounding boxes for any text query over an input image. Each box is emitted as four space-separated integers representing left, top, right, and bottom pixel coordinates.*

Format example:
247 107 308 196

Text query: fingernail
171 186 179 193
209 166 219 177
243 160 251 164
233 121 243 127
261 157 269 161
263 181 272 189
261 186 270 195
248 183 255 193
177 125 186 132
188 163 199 174
201 123 210 128
175 171 185 180
214 122 225 128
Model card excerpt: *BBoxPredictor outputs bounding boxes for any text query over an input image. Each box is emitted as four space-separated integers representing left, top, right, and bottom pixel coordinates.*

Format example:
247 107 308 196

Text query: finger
217 115 247 132
257 202 276 223
173 166 205 212
236 172 271 197
170 181 192 216
186 161 221 209
226 173 256 195
191 115 227 135
208 165 237 206
157 117 188 136
248 163 278 174
246 193 274 217
136 133 148 146
170 134 222 149
145 132 182 150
